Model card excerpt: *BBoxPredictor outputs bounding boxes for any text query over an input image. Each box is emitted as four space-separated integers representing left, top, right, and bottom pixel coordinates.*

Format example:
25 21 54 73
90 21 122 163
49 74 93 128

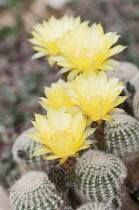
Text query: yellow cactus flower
29 16 89 59
66 71 128 124
40 79 75 110
50 23 126 80
27 107 96 165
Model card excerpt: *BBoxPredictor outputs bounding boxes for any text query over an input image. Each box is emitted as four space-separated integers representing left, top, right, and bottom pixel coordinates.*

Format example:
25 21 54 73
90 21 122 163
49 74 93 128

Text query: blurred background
0 0 139 190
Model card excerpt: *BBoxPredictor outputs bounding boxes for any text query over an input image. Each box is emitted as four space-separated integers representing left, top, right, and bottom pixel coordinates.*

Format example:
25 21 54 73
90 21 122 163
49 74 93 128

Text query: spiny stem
61 157 76 177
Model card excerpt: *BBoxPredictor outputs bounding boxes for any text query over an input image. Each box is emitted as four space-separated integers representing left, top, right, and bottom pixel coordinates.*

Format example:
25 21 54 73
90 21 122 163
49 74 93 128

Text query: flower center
50 125 76 136
75 46 94 58
86 91 107 101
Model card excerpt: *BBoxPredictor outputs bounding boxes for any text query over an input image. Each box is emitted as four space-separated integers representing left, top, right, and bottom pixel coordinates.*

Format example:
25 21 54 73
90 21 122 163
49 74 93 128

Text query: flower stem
92 120 106 150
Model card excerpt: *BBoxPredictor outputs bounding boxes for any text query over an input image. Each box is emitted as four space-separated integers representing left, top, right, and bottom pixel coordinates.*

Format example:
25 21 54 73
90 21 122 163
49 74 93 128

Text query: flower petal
115 96 128 107
102 115 114 121
33 146 52 156
44 154 61 160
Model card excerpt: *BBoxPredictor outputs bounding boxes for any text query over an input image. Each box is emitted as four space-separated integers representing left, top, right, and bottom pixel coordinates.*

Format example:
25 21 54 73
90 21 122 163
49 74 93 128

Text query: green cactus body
133 89 139 121
104 114 139 157
75 150 126 202
77 202 112 210
10 171 63 210
12 127 56 173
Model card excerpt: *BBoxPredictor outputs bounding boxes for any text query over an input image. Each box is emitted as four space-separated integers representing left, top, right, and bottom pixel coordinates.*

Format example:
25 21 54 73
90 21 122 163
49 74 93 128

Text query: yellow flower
29 16 89 59
66 71 128 124
50 23 126 80
40 79 75 110
27 107 96 165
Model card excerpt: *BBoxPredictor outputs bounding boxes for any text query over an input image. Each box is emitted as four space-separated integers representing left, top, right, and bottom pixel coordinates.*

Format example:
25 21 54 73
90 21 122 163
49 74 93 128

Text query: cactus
10 171 63 210
127 71 139 93
122 71 139 115
133 89 139 121
77 202 113 210
75 150 126 202
123 152 139 191
48 166 67 192
12 127 57 173
104 114 139 157
106 61 139 84
106 62 139 115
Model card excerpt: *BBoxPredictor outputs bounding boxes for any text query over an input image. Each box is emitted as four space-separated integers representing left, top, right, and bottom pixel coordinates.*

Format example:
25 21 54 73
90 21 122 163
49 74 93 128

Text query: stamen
50 126 76 136
86 91 107 101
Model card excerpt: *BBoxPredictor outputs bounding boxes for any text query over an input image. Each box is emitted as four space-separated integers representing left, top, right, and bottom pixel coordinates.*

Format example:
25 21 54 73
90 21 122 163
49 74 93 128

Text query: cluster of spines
10 171 63 210
104 113 139 157
77 202 112 210
133 89 139 120
75 150 126 202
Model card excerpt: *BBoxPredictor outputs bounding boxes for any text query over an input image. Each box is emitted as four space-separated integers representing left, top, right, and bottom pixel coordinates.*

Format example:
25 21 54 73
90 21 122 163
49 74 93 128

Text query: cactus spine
133 89 139 121
10 171 63 210
104 114 139 157
75 150 126 202
77 202 113 210
12 127 56 173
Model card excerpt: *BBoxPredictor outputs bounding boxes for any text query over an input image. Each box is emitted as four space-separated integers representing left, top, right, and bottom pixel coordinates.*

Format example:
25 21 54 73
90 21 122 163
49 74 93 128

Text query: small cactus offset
12 127 56 173
75 150 126 202
104 114 139 157
10 171 63 210
133 89 139 121
77 202 113 210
